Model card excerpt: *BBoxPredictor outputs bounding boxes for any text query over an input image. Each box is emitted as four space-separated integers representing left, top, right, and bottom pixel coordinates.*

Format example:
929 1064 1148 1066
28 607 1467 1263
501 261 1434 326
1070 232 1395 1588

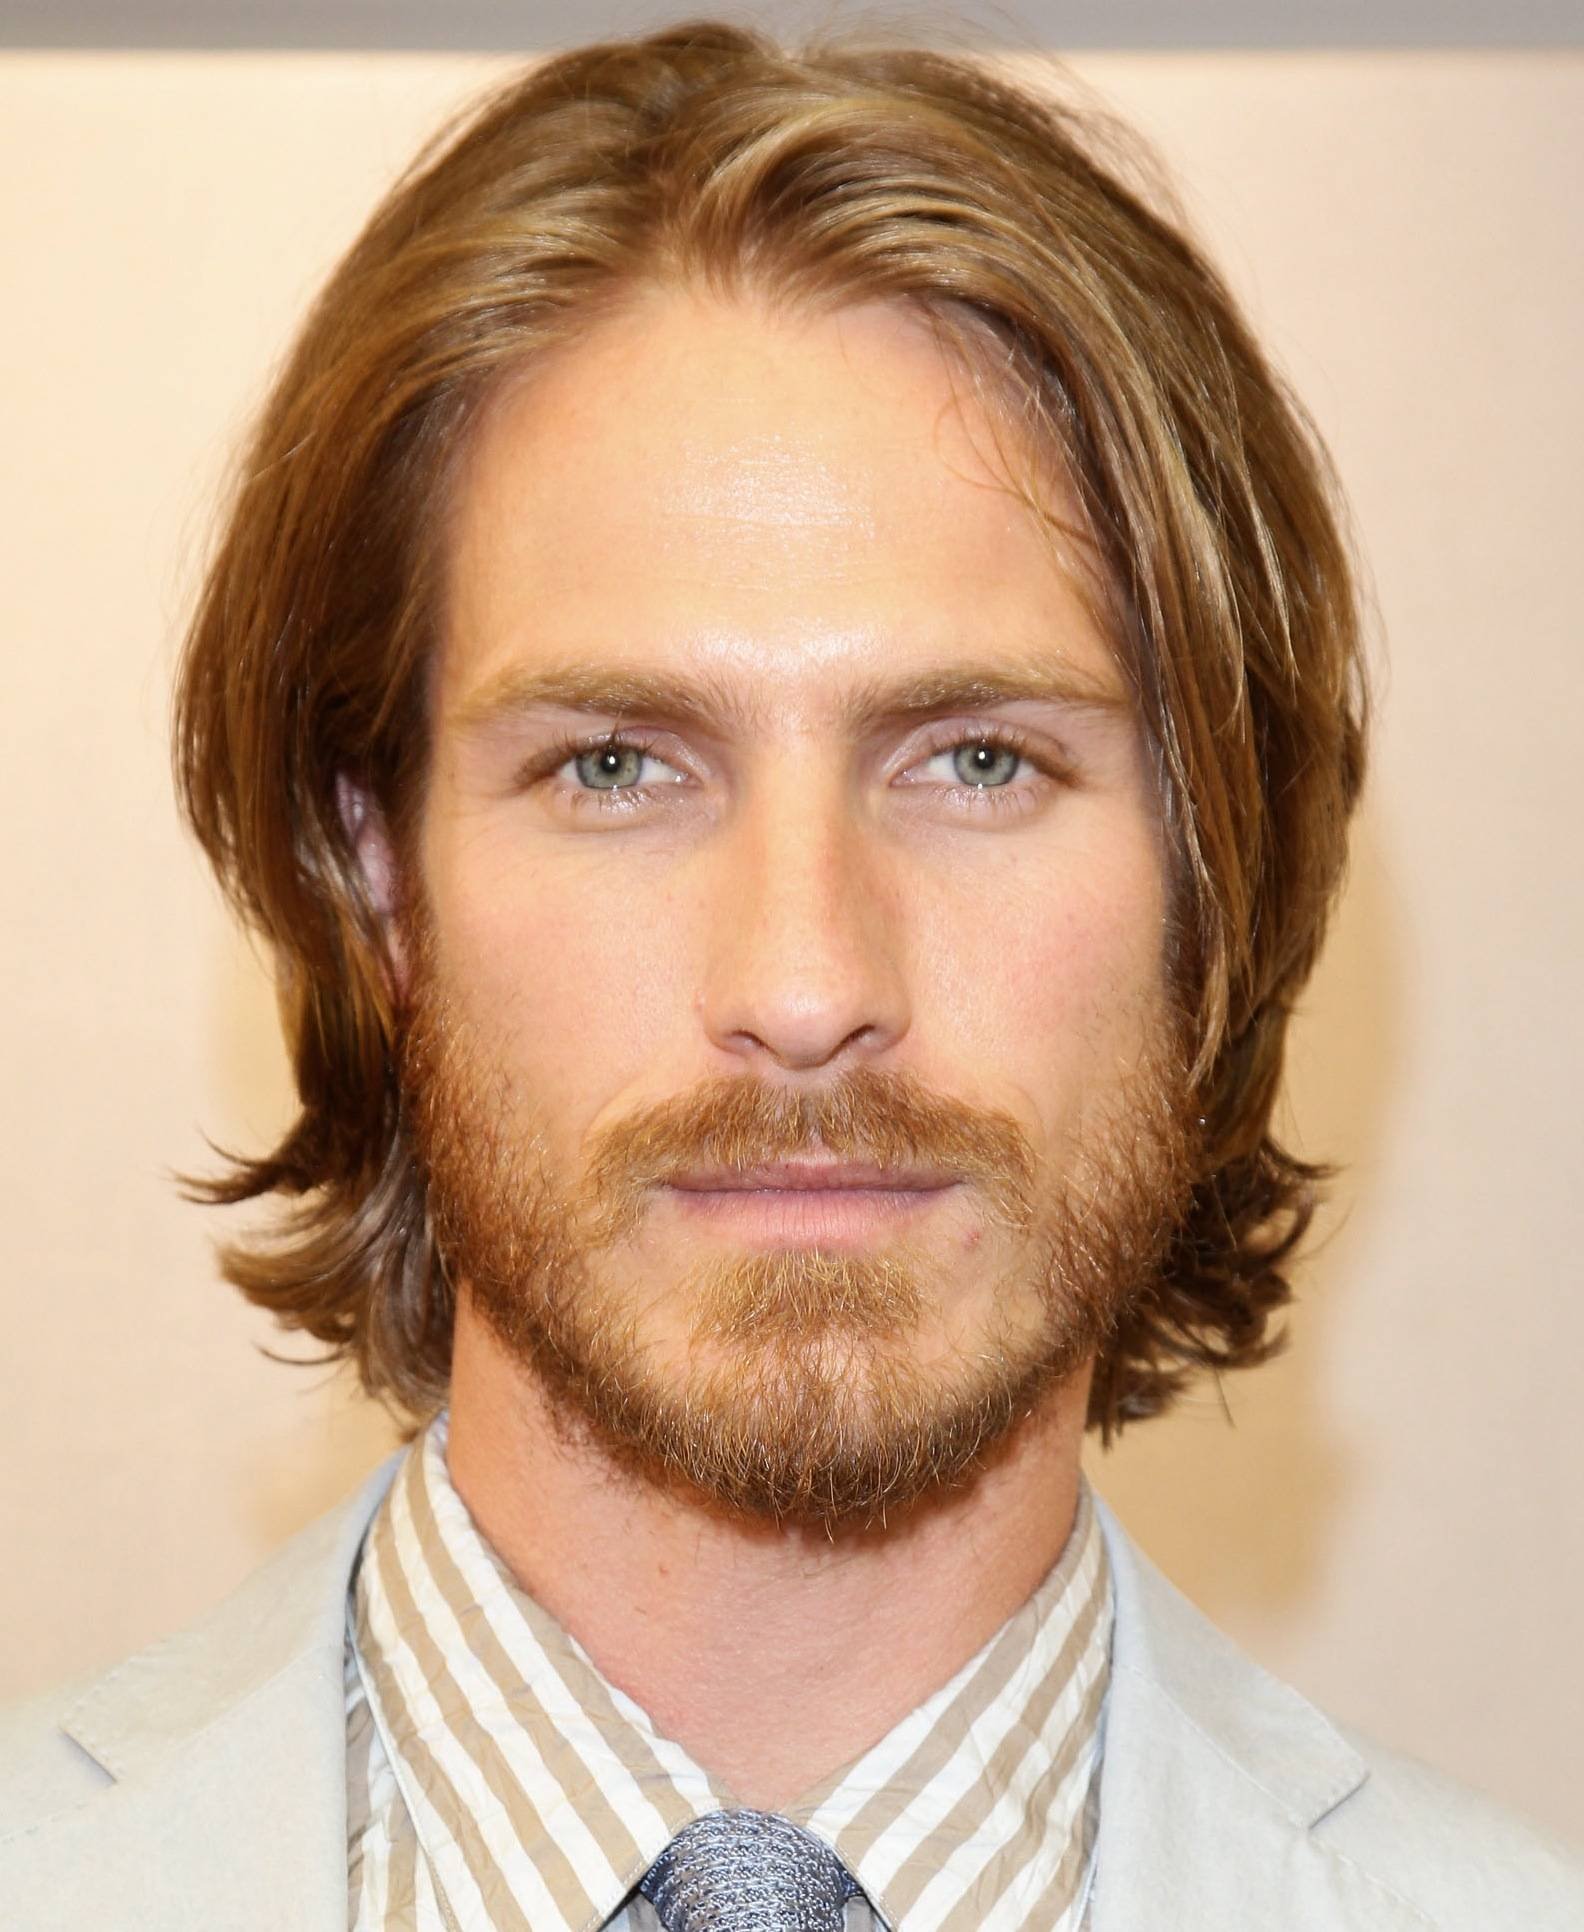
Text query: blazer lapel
3 1455 401 1932
1089 1497 1433 1931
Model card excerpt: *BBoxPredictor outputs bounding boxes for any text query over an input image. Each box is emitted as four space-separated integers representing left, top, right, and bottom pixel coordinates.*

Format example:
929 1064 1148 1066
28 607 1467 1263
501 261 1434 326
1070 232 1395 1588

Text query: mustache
576 1063 1038 1247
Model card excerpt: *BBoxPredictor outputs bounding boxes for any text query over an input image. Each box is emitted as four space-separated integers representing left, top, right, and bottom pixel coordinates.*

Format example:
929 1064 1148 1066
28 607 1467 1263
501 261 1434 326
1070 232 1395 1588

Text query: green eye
575 744 646 789
946 741 1019 788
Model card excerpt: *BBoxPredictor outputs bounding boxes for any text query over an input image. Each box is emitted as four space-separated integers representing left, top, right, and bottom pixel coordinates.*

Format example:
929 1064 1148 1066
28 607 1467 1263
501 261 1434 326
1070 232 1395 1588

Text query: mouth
662 1161 961 1246
669 1160 960 1193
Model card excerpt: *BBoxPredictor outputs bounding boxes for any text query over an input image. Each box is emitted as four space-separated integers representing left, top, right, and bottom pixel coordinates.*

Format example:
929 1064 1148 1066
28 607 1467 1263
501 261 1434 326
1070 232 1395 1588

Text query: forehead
437 287 1121 717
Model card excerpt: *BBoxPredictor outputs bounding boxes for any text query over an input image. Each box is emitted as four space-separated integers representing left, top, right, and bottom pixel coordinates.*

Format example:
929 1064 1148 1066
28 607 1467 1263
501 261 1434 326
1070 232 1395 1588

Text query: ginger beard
401 940 1194 1531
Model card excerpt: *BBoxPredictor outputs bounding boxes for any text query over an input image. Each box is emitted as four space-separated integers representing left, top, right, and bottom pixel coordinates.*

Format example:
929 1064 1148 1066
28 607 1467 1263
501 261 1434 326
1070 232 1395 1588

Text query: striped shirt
346 1414 1112 1931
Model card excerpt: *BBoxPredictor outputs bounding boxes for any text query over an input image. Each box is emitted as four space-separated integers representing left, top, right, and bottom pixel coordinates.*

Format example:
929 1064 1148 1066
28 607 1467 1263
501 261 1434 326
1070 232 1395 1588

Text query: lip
660 1164 961 1249
667 1161 960 1193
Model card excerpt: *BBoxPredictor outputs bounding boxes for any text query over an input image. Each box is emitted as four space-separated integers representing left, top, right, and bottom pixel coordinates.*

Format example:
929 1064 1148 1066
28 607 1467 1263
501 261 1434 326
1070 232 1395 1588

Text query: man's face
400 288 1187 1527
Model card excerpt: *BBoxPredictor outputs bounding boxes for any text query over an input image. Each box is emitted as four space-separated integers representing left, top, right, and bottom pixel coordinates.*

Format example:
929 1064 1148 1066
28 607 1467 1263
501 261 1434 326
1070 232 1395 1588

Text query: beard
400 940 1193 1533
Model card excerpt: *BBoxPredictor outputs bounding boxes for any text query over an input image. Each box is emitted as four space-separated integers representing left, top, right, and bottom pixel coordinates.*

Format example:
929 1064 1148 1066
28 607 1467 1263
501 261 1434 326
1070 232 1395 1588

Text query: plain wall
1 48 1579 1846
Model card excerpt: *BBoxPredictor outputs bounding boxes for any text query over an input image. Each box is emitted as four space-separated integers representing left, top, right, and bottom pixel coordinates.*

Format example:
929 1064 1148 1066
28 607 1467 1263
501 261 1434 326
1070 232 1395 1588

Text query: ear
336 773 409 995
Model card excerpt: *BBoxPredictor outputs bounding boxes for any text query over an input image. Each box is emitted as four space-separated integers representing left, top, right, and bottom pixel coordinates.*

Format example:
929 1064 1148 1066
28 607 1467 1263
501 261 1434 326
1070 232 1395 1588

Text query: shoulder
1092 1493 1584 1929
0 1451 402 1849
1320 1724 1584 1930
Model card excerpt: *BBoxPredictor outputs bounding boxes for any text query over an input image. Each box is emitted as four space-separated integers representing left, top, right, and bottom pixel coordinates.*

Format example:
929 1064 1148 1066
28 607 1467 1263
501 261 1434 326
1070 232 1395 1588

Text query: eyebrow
451 656 1130 738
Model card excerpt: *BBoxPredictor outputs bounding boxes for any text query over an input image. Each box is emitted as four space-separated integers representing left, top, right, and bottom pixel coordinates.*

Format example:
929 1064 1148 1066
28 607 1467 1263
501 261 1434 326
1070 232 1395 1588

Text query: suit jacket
2 1455 1579 1930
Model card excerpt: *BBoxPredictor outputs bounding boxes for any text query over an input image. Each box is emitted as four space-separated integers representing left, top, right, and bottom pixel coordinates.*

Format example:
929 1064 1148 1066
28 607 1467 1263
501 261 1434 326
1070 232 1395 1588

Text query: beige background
1 49 1579 1847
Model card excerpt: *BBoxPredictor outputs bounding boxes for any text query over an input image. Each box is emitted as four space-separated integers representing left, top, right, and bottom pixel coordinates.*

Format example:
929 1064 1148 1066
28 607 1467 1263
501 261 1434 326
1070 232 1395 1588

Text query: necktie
638 1808 861 1932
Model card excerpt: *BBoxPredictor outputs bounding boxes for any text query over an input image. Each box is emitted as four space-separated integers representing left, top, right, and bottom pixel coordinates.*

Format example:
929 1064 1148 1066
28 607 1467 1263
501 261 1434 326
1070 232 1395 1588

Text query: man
1 20 1578 1930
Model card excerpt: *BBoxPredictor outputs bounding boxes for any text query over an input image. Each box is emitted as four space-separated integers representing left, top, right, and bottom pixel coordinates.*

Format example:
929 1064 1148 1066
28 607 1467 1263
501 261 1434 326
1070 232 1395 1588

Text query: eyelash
523 725 1067 820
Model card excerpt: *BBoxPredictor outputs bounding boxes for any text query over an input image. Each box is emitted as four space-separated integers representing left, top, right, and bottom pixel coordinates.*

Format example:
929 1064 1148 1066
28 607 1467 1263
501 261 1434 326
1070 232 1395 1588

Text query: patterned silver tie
638 1809 860 1932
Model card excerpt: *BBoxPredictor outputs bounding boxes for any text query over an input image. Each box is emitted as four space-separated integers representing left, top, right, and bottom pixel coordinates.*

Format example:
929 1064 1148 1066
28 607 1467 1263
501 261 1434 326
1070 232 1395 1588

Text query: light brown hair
174 20 1367 1438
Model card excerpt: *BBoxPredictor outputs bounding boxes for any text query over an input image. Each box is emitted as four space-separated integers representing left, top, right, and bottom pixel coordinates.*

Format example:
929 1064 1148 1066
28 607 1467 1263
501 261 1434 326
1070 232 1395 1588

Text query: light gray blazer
2 1456 1579 1929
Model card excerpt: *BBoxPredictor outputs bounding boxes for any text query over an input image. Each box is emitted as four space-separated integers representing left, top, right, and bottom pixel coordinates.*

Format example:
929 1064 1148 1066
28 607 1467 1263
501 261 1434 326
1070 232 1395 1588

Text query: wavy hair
174 21 1367 1439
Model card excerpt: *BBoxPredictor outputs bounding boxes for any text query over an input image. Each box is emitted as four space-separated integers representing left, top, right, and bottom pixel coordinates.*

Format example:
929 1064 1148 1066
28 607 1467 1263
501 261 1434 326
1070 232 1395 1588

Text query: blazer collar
22 1465 1430 1932
61 1454 401 1785
17 1454 405 1932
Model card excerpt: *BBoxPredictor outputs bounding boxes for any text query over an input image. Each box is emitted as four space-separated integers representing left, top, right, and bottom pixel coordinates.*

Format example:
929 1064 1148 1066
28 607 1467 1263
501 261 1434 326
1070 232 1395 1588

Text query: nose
697 762 911 1075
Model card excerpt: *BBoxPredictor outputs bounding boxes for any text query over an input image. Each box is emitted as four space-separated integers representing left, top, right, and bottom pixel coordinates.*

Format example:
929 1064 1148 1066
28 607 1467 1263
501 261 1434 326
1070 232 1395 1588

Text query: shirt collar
352 1413 1112 1931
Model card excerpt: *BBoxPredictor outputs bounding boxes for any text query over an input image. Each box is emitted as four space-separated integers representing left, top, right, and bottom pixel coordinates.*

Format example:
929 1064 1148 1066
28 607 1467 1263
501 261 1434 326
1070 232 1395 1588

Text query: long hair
173 22 1368 1438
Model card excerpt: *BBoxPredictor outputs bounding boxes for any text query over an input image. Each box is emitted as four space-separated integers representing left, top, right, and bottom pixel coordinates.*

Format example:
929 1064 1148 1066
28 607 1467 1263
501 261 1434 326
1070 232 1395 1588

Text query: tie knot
639 1809 860 1932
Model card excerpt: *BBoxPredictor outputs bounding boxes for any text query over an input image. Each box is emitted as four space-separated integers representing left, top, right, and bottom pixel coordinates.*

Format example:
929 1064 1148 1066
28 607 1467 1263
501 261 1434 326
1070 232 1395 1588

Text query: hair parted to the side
174 20 1367 1441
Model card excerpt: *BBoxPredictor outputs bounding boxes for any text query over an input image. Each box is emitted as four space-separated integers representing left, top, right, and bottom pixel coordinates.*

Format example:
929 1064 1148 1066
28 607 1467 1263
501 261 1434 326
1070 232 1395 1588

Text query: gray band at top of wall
1 0 1581 50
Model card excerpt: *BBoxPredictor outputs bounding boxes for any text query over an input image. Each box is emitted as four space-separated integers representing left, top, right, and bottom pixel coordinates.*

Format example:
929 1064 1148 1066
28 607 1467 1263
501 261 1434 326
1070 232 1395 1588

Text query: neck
443 1308 1092 1809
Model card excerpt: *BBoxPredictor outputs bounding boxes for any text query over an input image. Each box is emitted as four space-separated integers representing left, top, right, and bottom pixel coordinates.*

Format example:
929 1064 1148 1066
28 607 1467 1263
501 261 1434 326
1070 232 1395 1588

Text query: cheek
422 829 697 1103
919 830 1167 1079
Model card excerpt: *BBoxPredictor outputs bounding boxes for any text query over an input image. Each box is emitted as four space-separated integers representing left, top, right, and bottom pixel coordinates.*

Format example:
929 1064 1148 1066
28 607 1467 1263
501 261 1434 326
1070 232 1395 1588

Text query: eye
934 738 1024 787
904 726 1066 815
525 726 687 815
527 724 1059 823
563 738 681 791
